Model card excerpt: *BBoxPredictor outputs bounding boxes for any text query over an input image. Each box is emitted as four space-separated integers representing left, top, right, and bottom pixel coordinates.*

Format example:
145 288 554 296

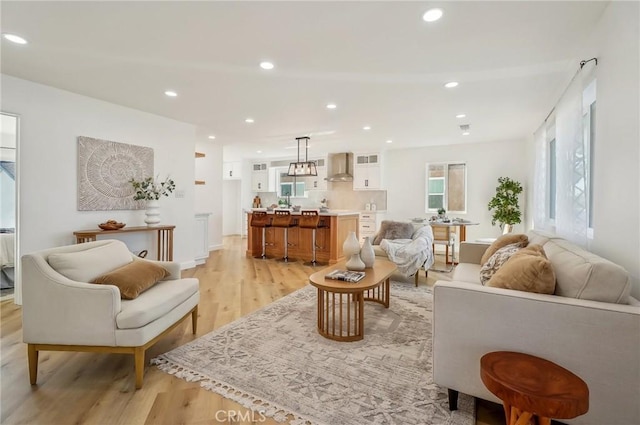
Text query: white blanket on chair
380 225 434 277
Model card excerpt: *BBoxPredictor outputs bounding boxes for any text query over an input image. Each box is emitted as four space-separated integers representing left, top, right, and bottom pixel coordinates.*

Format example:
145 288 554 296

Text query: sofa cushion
48 240 133 283
543 239 631 304
116 278 199 329
373 221 415 245
480 233 529 265
487 244 556 294
452 263 482 284
92 260 169 300
480 243 522 285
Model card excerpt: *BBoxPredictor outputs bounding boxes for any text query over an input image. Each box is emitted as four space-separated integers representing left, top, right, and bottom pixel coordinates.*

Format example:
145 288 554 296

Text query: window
548 137 556 221
280 181 305 197
583 79 596 232
425 162 466 213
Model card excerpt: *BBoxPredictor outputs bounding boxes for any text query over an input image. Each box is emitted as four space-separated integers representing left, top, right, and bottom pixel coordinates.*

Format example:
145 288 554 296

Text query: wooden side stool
481 351 589 425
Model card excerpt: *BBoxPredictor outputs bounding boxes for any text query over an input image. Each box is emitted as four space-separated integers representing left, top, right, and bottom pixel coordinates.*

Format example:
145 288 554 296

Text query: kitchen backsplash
255 182 387 211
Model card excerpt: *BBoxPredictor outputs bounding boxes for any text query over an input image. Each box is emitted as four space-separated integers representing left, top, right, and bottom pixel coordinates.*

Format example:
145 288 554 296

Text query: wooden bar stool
250 211 272 259
481 351 589 425
298 210 327 266
271 210 297 262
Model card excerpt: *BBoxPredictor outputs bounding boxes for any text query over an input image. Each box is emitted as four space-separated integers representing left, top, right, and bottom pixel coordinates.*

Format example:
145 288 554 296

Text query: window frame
425 161 467 214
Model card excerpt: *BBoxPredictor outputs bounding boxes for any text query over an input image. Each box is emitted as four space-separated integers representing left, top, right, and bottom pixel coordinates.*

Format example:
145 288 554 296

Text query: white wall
2 75 198 303
384 139 529 242
585 2 640 297
195 140 223 250
222 180 242 236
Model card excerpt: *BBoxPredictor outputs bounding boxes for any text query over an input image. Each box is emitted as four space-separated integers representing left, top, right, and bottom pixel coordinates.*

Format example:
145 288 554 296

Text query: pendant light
287 136 318 176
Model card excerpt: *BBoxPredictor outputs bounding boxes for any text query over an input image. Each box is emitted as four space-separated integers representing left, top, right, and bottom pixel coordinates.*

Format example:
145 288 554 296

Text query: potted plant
129 176 176 226
129 176 176 201
487 177 523 234
437 208 446 219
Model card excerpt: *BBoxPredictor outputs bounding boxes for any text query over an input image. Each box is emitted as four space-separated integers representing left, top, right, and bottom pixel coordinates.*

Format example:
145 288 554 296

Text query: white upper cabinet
251 162 269 192
223 161 242 180
353 153 383 190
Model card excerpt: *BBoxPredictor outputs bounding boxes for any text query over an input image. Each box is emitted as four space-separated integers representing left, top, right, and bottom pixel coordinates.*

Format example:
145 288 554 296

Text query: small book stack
325 270 365 283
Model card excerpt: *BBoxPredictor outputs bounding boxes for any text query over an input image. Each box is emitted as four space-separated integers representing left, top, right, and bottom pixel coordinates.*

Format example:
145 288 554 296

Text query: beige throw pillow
479 243 522 285
480 233 529 265
487 244 556 294
92 260 169 300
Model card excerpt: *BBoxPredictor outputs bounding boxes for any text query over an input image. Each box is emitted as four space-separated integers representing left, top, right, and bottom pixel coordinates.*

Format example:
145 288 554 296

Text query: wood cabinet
353 153 383 190
246 213 358 264
223 161 242 180
251 162 269 192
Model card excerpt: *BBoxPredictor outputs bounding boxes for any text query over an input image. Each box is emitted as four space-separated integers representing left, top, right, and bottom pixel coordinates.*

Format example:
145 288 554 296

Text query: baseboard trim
209 244 223 251
180 260 197 270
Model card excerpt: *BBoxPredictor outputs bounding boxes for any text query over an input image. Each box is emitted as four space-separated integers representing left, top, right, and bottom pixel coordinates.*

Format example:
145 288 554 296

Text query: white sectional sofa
432 230 640 425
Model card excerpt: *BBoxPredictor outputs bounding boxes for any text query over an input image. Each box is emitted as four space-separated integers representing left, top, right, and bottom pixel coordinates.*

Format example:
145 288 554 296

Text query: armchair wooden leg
191 306 198 335
134 347 145 390
28 344 38 385
414 272 419 287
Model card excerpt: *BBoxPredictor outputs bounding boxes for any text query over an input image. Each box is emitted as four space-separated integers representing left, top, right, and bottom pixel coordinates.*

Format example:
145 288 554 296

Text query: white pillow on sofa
48 240 133 283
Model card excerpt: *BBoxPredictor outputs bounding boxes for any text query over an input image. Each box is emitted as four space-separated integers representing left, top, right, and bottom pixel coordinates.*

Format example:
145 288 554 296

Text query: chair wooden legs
191 305 198 334
26 306 198 390
28 344 38 385
134 347 145 389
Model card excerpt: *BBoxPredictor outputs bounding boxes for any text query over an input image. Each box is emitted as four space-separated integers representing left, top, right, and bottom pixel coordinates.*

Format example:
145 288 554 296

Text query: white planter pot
144 199 161 226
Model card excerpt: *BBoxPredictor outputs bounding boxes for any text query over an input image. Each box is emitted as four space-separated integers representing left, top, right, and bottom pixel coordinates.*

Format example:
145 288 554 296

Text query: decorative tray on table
98 220 126 231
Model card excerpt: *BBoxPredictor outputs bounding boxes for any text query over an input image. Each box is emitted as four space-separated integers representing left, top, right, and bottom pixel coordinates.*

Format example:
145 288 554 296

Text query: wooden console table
73 225 175 261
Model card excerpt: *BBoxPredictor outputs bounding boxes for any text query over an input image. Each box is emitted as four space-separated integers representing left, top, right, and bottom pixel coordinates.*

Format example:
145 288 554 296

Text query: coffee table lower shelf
309 259 397 342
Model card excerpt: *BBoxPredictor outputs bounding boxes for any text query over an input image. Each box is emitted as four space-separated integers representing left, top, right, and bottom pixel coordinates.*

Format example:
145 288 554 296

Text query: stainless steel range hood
326 153 353 182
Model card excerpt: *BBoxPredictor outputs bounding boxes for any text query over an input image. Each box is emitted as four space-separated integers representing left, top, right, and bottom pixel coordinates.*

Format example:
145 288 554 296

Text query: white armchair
21 239 199 389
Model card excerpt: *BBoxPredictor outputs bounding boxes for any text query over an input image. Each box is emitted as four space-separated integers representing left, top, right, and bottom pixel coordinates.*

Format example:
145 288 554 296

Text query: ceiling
1 1 608 160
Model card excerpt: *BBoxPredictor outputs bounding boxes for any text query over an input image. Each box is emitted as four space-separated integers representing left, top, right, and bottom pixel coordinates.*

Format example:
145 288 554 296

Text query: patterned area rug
152 282 474 425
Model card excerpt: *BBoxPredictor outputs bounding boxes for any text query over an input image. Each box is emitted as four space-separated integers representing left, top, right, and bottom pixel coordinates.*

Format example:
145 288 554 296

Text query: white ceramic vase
361 236 375 268
343 231 365 271
144 199 161 226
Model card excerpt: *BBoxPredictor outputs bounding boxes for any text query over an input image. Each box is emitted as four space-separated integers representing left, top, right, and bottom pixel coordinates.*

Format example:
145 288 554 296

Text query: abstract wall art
77 136 153 211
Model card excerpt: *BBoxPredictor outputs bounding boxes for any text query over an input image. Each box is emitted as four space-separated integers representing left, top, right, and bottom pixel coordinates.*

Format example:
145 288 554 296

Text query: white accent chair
21 239 199 389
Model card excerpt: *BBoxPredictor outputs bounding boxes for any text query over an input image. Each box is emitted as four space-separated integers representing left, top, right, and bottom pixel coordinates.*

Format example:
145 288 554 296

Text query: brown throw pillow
480 233 529 265
486 244 556 294
479 243 522 285
372 221 414 245
92 260 169 300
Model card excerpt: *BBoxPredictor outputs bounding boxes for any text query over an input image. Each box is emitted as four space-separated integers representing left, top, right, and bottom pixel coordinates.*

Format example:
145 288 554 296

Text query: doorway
1 113 19 302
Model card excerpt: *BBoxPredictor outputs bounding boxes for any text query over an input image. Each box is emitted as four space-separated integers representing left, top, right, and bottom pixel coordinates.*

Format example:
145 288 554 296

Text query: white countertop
246 208 360 217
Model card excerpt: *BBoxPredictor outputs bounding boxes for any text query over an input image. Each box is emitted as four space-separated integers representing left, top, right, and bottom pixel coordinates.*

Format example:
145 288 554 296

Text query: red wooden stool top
481 351 589 420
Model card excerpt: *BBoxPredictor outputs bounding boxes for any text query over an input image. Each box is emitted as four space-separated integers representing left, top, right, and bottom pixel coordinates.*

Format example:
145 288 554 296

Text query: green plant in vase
488 177 523 234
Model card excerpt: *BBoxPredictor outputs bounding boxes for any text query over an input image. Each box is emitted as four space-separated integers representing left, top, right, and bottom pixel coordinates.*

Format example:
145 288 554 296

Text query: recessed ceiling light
363 126 371 131
2 33 28 44
326 103 337 109
462 132 470 136
386 140 393 144
444 82 459 88
256 150 263 153
260 61 274 70
456 114 466 119
164 90 177 97
208 135 216 140
423 8 443 22
245 118 254 123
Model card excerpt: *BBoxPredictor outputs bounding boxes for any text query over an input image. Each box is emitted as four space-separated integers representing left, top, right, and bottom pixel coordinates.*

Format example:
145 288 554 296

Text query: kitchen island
246 210 360 264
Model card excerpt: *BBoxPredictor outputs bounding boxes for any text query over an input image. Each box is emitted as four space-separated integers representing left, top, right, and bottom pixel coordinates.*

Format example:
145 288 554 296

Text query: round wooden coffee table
480 351 589 425
309 259 397 342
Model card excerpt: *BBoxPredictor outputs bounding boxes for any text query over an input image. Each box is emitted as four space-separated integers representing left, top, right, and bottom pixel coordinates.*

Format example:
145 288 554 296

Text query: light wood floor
0 236 504 425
